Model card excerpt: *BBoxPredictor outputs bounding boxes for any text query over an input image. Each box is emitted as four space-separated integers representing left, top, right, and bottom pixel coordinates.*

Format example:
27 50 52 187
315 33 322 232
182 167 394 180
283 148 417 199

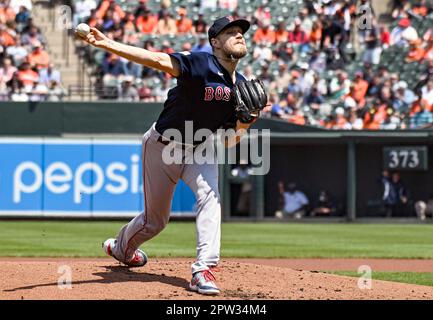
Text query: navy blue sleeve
169 52 209 81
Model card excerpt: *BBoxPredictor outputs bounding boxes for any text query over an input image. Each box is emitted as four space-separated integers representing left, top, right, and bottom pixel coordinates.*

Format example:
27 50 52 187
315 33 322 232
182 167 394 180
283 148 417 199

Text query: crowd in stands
74 0 433 129
0 0 65 101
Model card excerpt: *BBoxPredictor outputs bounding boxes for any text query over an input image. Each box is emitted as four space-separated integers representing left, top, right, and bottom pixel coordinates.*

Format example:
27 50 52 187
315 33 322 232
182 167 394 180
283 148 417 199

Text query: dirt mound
1 258 432 300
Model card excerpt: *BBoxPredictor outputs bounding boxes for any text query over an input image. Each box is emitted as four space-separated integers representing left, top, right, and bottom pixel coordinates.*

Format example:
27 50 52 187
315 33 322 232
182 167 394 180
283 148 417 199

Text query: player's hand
77 27 109 49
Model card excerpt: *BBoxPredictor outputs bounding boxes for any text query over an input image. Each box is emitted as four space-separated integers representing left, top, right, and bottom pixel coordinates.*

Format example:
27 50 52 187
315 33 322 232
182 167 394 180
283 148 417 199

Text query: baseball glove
232 79 268 124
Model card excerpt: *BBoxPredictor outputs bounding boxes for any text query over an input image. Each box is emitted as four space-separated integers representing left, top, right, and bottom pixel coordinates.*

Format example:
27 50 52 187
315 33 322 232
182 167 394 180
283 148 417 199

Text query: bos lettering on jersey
204 84 231 102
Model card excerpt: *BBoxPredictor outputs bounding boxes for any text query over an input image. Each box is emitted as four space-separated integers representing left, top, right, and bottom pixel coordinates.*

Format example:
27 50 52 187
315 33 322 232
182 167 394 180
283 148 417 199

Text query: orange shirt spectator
96 0 125 20
27 46 50 70
253 25 276 44
310 22 322 45
363 103 387 129
176 7 193 34
0 29 15 47
406 40 425 62
136 11 157 34
352 72 369 105
17 63 39 87
176 18 193 34
275 22 288 43
0 6 16 23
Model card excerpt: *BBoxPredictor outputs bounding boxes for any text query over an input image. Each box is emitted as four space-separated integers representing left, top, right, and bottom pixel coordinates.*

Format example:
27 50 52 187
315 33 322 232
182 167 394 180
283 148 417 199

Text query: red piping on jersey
124 136 149 260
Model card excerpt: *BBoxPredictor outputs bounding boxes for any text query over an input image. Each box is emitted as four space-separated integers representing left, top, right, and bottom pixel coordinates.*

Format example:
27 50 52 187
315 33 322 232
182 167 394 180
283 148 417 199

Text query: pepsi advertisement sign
0 138 196 217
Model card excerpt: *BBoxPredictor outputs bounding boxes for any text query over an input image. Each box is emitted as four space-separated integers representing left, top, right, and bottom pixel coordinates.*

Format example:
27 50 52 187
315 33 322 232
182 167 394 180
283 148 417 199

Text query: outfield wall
0 137 196 218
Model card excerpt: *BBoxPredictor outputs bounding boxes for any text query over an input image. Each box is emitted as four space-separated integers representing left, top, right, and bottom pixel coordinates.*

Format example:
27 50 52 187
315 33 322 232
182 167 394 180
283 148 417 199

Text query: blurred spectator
304 86 325 113
329 70 351 100
21 25 44 48
390 18 418 46
308 49 326 73
46 80 66 101
309 20 323 49
191 34 212 54
230 159 253 216
118 76 139 101
95 0 124 21
270 63 291 94
242 65 253 80
275 21 289 44
310 190 337 217
156 11 177 35
0 23 15 47
136 8 157 34
406 39 425 62
0 57 16 85
176 6 192 34
160 40 174 54
275 182 309 219
182 42 192 52
321 17 344 49
363 99 388 129
10 0 32 13
73 0 98 26
253 4 271 25
39 63 61 86
288 18 309 49
6 35 29 66
192 13 207 34
351 71 369 107
380 107 402 129
253 19 276 45
381 171 409 217
26 44 50 70
392 80 416 113
0 1 16 25
363 24 382 65
218 0 238 11
153 78 170 102
16 61 38 90
420 79 433 107
409 0 429 18
120 58 143 79
415 192 433 221
102 53 124 77
380 24 390 48
410 101 433 128
134 0 149 17
253 41 272 63
200 0 217 11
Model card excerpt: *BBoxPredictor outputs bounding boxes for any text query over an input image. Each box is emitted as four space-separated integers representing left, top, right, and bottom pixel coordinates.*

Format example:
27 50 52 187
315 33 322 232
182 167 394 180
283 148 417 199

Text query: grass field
1 221 433 259
328 271 433 287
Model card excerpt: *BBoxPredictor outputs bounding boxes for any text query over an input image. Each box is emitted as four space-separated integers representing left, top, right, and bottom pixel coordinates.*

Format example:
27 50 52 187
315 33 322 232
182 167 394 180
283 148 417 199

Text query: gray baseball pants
111 123 221 275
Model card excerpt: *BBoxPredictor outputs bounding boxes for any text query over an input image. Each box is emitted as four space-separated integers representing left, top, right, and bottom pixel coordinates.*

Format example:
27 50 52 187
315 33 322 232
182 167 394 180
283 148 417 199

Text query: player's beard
223 43 247 60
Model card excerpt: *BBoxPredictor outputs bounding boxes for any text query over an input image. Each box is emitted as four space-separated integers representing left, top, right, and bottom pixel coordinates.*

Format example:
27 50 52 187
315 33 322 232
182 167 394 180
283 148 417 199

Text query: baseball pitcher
77 16 267 295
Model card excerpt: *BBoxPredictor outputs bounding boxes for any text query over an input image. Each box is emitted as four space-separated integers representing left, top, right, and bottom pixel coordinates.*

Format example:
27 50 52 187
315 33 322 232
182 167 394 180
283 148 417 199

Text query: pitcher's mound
1 258 432 300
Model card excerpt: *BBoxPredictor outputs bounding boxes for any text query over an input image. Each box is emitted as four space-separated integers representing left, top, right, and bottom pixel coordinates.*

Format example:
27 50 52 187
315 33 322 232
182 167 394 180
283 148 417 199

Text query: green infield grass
1 221 433 258
327 271 433 287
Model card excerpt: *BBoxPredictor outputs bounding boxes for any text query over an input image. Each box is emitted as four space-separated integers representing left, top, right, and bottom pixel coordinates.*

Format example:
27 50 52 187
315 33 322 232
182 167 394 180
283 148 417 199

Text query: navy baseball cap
208 16 250 44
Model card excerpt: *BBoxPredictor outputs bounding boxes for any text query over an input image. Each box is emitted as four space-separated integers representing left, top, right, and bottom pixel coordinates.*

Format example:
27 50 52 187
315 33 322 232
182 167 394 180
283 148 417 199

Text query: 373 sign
383 146 428 171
